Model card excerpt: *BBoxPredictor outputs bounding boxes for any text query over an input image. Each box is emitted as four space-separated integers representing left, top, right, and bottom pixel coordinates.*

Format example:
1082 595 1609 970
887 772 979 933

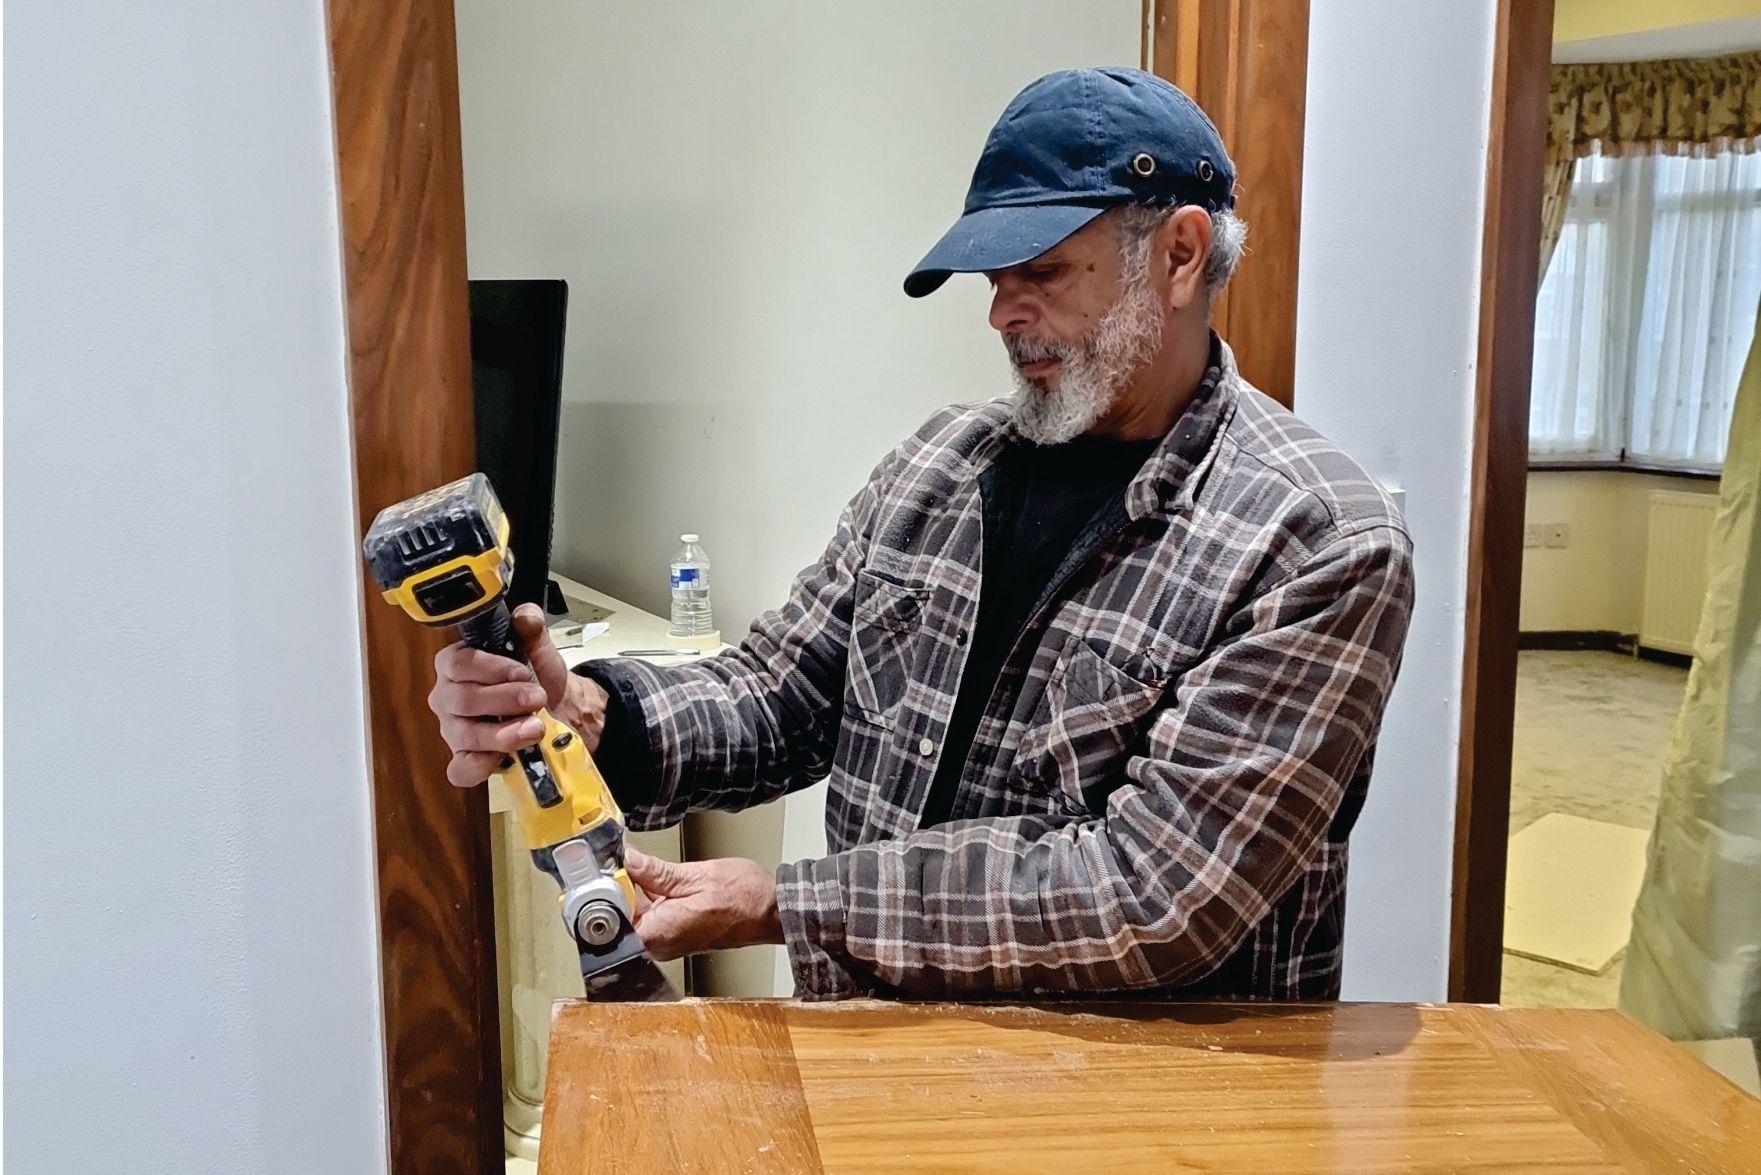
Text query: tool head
583 955 679 1002
362 473 514 626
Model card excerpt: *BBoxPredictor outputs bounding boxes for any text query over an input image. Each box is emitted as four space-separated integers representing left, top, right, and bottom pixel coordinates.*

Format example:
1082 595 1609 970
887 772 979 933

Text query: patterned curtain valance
1549 52 1761 159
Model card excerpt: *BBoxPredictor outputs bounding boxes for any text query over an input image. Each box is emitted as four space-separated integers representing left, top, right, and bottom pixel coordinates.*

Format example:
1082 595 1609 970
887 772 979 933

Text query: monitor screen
469 279 568 612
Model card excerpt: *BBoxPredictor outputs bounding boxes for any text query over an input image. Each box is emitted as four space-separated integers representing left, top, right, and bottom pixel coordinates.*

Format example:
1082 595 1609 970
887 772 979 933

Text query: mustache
1004 334 1072 367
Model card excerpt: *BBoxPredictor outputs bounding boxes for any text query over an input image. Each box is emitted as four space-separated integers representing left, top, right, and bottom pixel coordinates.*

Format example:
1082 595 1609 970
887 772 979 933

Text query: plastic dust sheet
1621 298 1761 1041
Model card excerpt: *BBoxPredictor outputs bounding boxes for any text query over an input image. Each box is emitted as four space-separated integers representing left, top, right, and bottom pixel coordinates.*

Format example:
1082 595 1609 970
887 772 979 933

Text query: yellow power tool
363 473 676 1002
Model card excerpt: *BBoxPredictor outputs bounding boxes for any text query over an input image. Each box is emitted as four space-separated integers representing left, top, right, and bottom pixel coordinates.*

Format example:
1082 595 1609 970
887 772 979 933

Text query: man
431 68 1414 1001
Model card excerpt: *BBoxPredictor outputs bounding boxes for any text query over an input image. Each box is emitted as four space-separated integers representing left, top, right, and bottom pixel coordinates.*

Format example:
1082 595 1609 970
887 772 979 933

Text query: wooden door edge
1449 0 1553 1002
325 0 504 1169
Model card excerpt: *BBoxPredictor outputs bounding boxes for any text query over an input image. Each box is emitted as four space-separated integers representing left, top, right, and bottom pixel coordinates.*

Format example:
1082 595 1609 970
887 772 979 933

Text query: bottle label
671 567 700 588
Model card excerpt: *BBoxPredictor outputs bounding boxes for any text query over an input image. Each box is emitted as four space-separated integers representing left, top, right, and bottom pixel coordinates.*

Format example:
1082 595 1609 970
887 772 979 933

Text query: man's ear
1158 205 1213 312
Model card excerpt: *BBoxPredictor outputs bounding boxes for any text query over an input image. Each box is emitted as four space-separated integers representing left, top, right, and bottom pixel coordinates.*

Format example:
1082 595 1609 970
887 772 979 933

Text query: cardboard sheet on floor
1504 813 1652 974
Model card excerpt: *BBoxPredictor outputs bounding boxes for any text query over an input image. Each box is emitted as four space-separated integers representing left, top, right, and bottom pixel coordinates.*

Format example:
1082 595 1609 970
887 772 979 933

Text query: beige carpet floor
1502 649 1687 1009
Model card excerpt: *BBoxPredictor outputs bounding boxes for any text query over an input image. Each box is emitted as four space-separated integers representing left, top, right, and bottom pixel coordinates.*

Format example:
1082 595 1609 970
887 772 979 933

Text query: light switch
1524 523 1542 549
1383 485 1406 517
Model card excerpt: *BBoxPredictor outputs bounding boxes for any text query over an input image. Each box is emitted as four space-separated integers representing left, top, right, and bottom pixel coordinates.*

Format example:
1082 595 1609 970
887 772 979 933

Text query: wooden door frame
327 1 503 1171
1450 0 1554 1002
1146 0 1310 406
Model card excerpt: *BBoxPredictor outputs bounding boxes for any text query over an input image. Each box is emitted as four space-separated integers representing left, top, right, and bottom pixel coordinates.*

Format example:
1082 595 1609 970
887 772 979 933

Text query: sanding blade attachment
578 916 679 1002
583 955 679 1002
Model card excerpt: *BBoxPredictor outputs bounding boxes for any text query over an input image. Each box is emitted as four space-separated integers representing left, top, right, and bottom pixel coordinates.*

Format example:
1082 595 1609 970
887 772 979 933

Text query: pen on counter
617 648 702 657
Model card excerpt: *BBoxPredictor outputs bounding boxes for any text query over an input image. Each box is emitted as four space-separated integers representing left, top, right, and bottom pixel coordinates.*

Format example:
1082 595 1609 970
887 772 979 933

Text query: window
1530 147 1761 469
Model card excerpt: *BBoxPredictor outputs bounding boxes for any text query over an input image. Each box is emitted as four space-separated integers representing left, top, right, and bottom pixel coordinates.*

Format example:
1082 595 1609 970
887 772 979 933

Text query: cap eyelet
1130 152 1157 177
1197 159 1216 182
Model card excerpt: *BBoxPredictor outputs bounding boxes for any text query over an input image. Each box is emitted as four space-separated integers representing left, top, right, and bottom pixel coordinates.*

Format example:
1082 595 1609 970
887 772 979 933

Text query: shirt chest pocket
1014 642 1166 812
845 570 927 729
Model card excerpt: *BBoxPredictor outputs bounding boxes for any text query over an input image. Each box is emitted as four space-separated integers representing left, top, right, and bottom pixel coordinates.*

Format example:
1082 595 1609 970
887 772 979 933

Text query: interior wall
1521 470 1721 633
1295 0 1499 1001
1553 0 1761 44
4 3 389 1170
455 0 1142 995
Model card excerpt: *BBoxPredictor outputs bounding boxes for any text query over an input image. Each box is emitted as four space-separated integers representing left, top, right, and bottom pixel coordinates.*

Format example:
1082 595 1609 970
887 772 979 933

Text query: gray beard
1007 272 1164 445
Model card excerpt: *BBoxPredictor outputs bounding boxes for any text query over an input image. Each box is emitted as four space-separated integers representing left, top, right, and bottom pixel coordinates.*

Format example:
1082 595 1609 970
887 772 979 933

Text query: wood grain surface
540 999 1761 1173
326 0 500 1170
541 1002 822 1173
1451 0 1554 1004
1461 1006 1760 1172
1149 0 1309 407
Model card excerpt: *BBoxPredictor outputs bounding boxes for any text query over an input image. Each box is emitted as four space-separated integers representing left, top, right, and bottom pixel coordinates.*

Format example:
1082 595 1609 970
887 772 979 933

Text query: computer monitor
469 278 568 613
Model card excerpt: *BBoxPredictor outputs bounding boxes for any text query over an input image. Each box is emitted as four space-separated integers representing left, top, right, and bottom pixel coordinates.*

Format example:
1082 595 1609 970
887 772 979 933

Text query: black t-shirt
917 434 1159 826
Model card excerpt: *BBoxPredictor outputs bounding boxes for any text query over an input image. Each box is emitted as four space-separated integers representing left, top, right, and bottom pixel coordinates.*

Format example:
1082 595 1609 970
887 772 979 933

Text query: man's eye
1026 265 1063 282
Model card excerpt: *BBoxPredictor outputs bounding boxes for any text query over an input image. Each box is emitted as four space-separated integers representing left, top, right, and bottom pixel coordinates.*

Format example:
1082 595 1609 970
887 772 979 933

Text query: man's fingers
430 679 548 720
631 897 689 961
625 847 691 898
513 604 573 708
446 750 505 789
511 603 548 650
432 637 542 787
436 641 533 686
440 714 545 755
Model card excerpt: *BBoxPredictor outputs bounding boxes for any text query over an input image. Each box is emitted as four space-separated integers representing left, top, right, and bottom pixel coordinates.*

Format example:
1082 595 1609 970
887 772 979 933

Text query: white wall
1521 470 1720 632
5 4 388 1171
456 0 1143 994
1295 0 1499 1000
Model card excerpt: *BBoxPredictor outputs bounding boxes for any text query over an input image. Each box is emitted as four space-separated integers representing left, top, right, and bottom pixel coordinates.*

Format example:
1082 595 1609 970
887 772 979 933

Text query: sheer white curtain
1530 147 1761 467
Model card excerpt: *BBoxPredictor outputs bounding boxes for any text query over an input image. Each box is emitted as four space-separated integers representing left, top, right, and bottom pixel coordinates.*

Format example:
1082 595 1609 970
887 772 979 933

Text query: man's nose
988 281 1035 335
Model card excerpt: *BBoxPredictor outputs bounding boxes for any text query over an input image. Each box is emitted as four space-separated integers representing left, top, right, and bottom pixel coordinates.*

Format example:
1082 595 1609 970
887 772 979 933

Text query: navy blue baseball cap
905 67 1235 298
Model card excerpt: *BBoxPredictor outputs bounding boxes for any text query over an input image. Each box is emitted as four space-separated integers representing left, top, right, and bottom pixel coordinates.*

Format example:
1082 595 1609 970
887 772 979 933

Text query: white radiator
1641 490 1718 655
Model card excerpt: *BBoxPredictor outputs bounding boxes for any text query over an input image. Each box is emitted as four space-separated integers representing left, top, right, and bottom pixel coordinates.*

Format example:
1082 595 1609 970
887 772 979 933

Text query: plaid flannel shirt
587 340 1414 1001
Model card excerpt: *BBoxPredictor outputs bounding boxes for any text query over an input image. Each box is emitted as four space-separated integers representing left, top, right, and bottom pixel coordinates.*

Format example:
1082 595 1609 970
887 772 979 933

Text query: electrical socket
1543 522 1570 549
1524 523 1543 549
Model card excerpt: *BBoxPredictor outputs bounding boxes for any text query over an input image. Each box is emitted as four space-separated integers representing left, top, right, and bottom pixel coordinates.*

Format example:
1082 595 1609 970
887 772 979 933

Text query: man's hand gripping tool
362 473 676 1002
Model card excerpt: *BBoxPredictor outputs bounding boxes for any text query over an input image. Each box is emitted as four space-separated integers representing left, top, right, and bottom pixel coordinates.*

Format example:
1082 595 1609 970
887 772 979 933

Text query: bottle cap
680 533 700 544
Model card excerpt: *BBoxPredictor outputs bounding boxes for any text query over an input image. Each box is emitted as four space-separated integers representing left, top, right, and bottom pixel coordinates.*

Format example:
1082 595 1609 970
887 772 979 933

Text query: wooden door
1147 0 1310 406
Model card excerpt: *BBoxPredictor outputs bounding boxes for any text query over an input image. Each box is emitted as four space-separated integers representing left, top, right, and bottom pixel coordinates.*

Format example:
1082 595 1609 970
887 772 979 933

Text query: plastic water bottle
668 533 714 638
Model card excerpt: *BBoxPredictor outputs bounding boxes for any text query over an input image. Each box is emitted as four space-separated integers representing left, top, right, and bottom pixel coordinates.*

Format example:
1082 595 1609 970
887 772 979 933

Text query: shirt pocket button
918 738 937 757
